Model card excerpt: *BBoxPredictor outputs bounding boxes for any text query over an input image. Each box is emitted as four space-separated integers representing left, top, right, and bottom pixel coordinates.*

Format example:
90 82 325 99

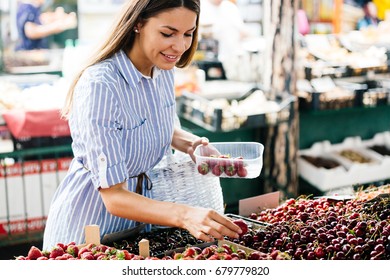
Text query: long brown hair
62 0 200 118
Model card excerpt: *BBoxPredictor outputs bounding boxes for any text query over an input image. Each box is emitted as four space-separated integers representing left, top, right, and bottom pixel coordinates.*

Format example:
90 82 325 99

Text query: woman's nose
172 37 188 53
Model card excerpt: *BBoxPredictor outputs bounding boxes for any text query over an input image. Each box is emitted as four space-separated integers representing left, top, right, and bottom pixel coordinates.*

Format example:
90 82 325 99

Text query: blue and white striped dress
43 50 176 250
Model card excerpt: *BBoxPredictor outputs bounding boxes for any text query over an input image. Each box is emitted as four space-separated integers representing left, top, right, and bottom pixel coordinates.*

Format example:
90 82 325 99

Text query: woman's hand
171 127 221 162
180 206 242 242
187 136 209 162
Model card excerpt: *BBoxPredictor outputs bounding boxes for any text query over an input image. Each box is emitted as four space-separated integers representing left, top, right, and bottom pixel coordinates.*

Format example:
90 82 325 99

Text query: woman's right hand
180 206 242 242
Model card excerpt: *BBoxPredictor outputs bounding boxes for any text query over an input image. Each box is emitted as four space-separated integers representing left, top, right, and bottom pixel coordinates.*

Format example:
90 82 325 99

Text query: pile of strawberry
15 242 148 260
197 154 248 177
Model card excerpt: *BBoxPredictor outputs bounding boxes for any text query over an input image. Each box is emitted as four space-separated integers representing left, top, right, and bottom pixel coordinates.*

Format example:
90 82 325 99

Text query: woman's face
130 7 197 76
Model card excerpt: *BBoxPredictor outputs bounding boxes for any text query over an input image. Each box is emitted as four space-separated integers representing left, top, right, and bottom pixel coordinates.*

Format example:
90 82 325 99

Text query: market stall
12 184 390 260
0 0 389 264
297 31 390 195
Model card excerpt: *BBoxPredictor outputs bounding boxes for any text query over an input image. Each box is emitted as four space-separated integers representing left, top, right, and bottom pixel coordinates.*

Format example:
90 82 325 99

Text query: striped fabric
43 50 176 250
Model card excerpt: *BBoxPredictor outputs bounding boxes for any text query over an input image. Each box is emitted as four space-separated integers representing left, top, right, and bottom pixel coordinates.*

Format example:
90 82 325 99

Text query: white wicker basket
149 151 225 214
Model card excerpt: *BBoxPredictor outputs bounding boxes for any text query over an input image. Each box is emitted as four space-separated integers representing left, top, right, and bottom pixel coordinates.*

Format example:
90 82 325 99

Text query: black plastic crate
177 91 295 132
11 136 72 160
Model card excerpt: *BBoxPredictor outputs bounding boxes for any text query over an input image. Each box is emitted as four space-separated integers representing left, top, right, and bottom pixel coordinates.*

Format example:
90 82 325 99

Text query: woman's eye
161 32 173 38
184 33 193 37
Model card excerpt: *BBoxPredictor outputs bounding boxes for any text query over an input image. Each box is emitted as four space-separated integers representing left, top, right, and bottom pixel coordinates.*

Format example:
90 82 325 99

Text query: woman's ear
135 22 143 32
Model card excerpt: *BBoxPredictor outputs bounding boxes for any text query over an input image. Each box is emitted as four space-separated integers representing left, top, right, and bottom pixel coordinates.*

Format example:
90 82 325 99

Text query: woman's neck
127 47 153 77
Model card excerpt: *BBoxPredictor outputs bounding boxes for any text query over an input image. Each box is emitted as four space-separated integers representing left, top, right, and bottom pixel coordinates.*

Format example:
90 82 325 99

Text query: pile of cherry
228 195 390 260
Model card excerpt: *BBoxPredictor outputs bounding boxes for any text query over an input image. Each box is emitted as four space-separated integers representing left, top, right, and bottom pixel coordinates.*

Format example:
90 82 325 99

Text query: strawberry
93 252 105 260
78 246 91 258
237 166 248 177
115 250 126 260
207 155 218 169
233 156 244 169
207 254 219 260
104 247 117 256
224 163 237 176
173 252 183 260
96 254 108 260
197 161 209 175
222 253 232 260
95 244 108 253
56 242 67 251
61 253 74 259
194 254 206 260
212 164 224 176
218 154 230 159
183 247 197 258
145 256 161 260
233 218 248 236
85 243 96 250
27 246 43 260
80 252 94 260
42 250 51 258
49 246 65 259
66 244 79 257
131 255 145 260
217 154 230 167
123 250 134 260
15 255 27 260
37 256 48 260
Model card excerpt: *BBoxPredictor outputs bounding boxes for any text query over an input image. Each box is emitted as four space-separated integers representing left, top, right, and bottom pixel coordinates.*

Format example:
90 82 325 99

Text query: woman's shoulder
17 2 38 15
82 60 118 83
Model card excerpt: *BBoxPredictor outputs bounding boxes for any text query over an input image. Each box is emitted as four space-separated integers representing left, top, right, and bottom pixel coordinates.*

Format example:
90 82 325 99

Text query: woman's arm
24 11 77 39
99 182 241 241
171 126 208 161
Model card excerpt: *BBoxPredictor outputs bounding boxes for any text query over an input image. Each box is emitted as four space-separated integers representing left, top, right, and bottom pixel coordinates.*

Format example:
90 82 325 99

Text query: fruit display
14 240 275 260
14 184 390 260
230 191 390 260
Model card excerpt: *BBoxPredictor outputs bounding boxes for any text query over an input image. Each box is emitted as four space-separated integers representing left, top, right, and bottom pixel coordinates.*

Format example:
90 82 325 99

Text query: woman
43 0 241 250
15 0 77 51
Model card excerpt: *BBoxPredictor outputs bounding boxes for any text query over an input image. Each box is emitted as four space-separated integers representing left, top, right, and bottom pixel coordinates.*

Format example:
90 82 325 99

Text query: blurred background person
199 0 249 72
357 1 381 29
15 0 77 51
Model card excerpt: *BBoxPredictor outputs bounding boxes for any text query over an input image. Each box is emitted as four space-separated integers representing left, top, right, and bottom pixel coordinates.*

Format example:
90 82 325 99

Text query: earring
134 28 139 33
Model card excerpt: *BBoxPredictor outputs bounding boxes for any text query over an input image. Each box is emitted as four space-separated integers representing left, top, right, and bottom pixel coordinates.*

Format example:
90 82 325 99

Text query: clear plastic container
194 142 264 179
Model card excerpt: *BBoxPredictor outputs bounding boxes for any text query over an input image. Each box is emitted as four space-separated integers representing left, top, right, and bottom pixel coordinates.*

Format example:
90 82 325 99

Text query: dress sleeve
74 76 127 189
